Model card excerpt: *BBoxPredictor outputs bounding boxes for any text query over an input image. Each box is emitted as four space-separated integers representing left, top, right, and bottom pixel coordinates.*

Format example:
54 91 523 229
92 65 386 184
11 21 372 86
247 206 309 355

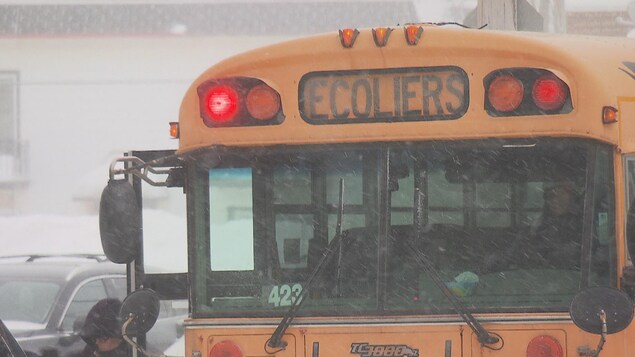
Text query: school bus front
169 26 635 357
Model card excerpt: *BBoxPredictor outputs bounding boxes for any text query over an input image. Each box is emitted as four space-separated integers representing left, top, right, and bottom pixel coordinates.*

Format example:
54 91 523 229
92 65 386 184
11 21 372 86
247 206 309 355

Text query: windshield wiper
266 178 346 351
407 240 500 345
411 190 499 346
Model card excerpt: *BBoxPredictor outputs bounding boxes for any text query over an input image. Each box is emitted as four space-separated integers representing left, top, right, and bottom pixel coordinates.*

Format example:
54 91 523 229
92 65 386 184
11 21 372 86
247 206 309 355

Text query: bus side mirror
99 179 141 264
119 289 160 357
119 289 160 337
570 287 633 356
570 287 633 334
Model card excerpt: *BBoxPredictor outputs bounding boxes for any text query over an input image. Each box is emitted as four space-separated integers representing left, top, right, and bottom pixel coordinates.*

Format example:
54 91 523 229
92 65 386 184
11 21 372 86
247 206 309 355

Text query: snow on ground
0 215 103 256
0 210 187 273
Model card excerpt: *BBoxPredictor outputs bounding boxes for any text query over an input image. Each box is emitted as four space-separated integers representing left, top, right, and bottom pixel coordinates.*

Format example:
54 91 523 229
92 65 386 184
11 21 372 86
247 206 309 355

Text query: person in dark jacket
529 181 582 269
482 180 582 273
69 298 128 357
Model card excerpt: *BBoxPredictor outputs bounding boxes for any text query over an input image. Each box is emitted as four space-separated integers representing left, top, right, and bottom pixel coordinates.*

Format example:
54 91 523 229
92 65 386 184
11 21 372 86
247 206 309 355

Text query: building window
0 71 22 183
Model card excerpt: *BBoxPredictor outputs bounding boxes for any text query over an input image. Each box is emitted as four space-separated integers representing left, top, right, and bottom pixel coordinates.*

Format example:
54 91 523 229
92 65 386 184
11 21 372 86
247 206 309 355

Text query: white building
0 0 631 217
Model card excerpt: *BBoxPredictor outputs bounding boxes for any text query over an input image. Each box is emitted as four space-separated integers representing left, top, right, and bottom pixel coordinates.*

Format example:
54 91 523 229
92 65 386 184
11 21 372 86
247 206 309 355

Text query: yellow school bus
101 25 635 357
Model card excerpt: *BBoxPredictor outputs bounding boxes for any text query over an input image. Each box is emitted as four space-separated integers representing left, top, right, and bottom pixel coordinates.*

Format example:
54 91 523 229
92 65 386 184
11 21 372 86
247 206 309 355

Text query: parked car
0 254 186 356
0 254 127 356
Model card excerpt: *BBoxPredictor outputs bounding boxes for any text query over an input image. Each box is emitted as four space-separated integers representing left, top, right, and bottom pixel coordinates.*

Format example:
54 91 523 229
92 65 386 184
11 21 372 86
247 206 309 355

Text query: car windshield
0 279 61 324
190 138 615 317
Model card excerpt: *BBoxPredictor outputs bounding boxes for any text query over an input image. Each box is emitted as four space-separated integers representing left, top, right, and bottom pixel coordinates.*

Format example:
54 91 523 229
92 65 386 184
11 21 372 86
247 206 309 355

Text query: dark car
0 254 127 356
0 254 187 357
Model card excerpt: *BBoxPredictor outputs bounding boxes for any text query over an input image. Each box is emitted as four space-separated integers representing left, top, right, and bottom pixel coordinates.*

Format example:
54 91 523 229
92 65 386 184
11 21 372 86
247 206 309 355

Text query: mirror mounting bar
122 314 156 357
108 155 182 187
577 310 607 357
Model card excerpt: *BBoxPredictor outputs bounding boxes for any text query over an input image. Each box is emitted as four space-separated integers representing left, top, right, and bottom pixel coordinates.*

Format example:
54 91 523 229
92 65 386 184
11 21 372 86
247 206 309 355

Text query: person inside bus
483 179 583 272
70 298 128 357
528 180 583 270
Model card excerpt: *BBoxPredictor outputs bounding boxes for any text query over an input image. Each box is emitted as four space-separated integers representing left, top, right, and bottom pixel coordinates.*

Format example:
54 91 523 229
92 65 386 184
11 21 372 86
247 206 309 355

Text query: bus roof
178 25 635 153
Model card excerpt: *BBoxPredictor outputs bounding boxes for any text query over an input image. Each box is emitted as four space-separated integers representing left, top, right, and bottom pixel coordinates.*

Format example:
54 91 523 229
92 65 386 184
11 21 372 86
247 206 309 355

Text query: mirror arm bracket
576 310 608 357
122 314 160 357
108 156 182 187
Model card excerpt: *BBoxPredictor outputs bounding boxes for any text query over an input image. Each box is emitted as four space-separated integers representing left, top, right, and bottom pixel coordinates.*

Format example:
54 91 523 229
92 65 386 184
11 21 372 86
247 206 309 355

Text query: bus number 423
268 284 303 307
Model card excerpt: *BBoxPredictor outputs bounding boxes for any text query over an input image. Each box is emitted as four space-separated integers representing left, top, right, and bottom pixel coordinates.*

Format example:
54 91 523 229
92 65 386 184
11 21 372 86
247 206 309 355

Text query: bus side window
622 158 635 299
627 197 635 260
209 168 255 272
625 158 635 262
623 195 635 298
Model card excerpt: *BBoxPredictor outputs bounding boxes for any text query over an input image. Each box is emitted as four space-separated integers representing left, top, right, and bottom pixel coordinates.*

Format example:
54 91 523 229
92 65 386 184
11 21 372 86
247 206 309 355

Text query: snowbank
0 215 102 256
0 211 187 273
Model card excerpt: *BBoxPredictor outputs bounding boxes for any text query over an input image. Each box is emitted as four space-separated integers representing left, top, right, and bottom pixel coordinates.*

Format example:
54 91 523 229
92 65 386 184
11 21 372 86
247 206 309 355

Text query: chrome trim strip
182 314 573 328
16 332 72 342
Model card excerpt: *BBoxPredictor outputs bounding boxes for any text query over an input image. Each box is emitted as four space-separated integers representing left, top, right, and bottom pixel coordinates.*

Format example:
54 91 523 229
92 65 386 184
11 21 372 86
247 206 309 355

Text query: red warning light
532 74 567 111
198 77 285 127
485 68 572 117
210 341 243 357
204 85 239 122
526 335 563 357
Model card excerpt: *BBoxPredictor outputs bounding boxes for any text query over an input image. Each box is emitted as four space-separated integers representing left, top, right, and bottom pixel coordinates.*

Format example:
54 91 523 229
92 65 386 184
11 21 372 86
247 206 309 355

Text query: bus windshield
190 138 615 317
